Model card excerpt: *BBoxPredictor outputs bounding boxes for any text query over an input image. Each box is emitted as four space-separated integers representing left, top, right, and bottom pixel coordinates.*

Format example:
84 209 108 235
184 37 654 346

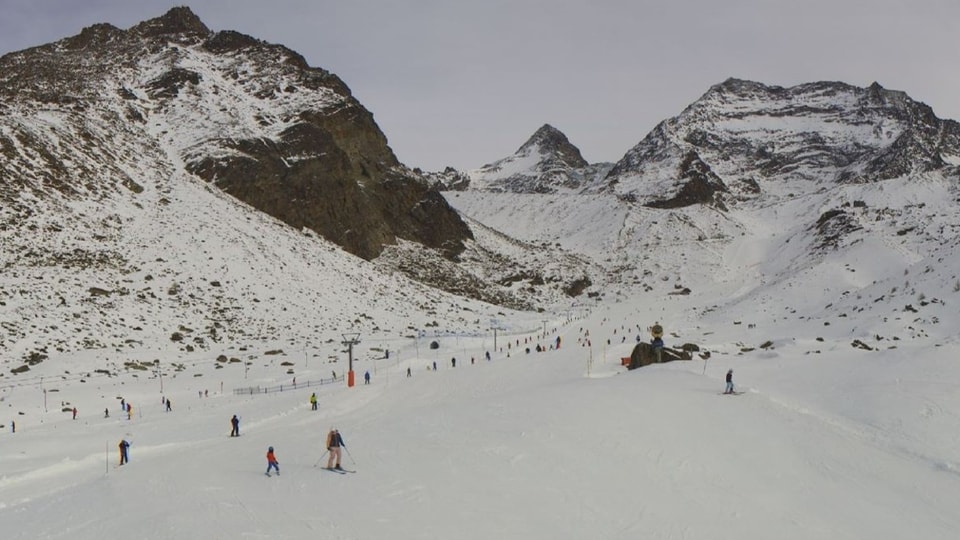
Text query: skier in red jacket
265 447 279 476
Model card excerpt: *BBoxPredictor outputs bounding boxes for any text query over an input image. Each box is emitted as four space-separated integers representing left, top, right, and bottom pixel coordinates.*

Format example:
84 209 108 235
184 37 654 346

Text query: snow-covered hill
0 159 530 363
2 275 960 539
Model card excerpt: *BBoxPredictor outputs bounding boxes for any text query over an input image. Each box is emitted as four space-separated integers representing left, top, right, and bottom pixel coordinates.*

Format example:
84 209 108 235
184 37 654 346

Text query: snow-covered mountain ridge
2 5 960 380
604 78 960 207
443 79 960 351
447 79 960 202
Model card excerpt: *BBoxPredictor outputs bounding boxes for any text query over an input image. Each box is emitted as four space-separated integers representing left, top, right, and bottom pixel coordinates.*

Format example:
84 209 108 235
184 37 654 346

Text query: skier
119 439 130 465
127 403 132 420
326 428 345 470
724 369 735 394
364 371 371 385
230 414 240 437
651 330 665 363
165 399 172 412
265 446 280 476
104 408 109 418
120 398 125 411
11 420 15 433
406 367 412 378
451 357 456 368
310 393 318 411
72 407 78 420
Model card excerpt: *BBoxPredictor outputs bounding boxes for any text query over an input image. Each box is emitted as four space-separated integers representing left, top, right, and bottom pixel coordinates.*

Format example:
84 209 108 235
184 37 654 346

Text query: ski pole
314 450 329 468
344 446 357 466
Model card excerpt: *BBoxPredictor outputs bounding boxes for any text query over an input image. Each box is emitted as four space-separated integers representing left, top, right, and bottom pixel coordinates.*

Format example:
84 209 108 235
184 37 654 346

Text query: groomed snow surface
3 297 960 540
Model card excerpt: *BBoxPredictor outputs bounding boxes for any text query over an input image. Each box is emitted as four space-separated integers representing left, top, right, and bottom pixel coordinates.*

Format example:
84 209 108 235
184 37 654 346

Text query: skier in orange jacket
265 446 279 476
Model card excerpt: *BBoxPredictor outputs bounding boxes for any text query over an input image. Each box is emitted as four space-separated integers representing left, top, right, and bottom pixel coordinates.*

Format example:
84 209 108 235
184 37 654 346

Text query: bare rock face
642 151 728 209
186 93 470 260
0 7 471 260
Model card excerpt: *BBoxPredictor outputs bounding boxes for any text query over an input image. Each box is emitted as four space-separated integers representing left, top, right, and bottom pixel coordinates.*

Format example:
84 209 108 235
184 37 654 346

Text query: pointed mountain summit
602 78 960 208
130 6 211 38
517 124 588 169
465 124 610 193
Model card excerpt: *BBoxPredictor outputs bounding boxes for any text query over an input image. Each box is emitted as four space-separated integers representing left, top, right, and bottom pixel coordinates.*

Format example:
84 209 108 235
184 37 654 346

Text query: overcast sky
1 0 958 171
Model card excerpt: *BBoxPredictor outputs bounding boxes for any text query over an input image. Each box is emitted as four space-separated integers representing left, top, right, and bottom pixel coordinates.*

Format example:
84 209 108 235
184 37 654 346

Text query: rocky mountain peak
463 124 607 193
62 23 125 50
130 6 211 39
517 124 588 168
707 77 769 96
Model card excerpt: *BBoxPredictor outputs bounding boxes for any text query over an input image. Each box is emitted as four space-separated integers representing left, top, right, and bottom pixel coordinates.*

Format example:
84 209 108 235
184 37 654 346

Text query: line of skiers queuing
580 319 670 347
494 335 564 357
417 340 563 374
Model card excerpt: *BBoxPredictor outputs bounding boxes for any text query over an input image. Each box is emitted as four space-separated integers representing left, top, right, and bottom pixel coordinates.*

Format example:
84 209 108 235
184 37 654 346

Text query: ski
322 467 355 474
